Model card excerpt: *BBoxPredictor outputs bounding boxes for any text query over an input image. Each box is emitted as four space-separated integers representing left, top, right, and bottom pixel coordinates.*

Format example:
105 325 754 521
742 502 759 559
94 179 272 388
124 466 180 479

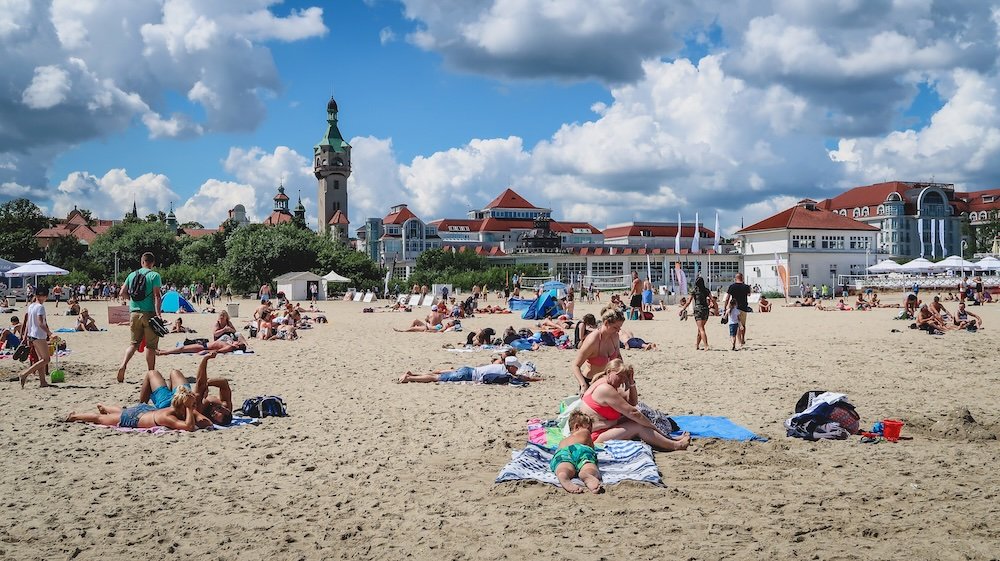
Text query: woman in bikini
572 307 626 395
579 359 689 451
156 334 249 355
213 310 237 340
64 386 198 431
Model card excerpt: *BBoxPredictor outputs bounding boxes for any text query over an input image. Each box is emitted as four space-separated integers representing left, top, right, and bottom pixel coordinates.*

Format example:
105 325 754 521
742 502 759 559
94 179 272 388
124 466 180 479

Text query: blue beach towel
496 440 662 487
671 415 768 442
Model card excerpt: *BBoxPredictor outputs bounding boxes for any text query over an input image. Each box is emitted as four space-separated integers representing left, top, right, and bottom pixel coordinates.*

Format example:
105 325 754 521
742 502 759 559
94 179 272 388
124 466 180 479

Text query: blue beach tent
521 290 564 320
161 290 196 313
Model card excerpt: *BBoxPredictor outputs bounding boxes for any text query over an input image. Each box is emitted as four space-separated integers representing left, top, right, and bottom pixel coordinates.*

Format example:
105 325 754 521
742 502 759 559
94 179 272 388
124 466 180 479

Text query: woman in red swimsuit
572 307 626 395
579 359 690 451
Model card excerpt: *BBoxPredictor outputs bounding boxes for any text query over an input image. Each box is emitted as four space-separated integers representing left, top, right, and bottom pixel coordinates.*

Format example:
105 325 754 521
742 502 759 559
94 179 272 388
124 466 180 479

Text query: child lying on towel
551 411 603 494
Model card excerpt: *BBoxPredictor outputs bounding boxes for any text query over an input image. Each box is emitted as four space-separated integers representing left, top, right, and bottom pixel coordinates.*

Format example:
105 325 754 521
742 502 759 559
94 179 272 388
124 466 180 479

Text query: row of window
791 235 874 250
487 210 547 219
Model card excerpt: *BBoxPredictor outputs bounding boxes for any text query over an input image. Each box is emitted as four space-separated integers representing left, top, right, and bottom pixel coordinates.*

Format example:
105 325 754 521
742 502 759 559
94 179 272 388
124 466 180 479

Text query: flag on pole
930 219 937 259
713 213 720 253
938 219 946 256
646 253 652 282
918 219 925 257
691 213 700 253
675 212 681 254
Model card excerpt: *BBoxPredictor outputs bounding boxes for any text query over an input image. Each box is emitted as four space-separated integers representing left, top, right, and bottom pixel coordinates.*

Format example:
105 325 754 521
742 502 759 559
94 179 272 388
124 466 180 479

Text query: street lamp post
961 240 969 279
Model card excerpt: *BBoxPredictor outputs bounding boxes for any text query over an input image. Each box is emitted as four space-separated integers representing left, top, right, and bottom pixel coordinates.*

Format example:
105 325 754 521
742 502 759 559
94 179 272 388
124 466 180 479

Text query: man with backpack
116 252 163 383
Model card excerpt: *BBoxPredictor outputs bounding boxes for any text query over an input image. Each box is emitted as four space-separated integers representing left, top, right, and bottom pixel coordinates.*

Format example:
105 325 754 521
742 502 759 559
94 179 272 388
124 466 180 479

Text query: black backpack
242 395 287 418
128 269 150 301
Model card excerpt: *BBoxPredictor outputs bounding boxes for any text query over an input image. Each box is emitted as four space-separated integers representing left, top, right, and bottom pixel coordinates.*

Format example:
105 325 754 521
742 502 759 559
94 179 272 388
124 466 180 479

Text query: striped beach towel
495 440 662 487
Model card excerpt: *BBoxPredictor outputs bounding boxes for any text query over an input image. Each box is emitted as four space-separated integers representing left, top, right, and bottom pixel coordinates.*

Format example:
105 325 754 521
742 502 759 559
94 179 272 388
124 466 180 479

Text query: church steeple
294 190 306 223
165 202 178 232
128 199 138 220
273 183 290 212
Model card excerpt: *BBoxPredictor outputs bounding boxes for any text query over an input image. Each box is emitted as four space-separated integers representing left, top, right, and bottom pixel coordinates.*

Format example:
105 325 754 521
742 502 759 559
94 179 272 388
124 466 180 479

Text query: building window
628 261 665 283
792 235 815 249
556 262 588 283
849 236 869 250
709 261 739 284
800 263 809 278
852 208 861 218
861 207 870 217
334 180 340 190
590 261 624 276
877 204 885 215
639 229 652 237
821 235 845 250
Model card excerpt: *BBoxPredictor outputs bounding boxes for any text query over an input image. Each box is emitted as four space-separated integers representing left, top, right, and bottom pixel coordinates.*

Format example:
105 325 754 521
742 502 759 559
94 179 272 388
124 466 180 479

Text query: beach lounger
421 294 435 307
363 292 374 303
352 292 363 302
407 294 422 307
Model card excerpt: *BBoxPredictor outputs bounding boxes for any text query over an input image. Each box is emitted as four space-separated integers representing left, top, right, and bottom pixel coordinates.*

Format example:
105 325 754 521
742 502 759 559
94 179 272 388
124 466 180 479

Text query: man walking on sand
116 252 163 383
629 271 642 320
724 273 752 346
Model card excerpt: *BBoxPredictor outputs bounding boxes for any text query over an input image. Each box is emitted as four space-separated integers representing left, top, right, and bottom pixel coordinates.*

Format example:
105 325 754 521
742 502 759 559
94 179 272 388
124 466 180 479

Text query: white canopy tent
321 270 352 298
898 258 934 273
866 259 902 274
974 256 1000 272
927 255 978 272
3 259 70 289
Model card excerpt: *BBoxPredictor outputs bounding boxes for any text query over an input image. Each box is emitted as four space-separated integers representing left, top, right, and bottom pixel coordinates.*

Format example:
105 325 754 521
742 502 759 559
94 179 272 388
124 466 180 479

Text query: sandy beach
1 294 998 560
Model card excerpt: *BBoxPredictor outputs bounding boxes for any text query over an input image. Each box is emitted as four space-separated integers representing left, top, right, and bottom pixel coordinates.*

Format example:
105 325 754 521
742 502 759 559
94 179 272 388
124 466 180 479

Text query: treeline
406 249 546 291
0 198 382 292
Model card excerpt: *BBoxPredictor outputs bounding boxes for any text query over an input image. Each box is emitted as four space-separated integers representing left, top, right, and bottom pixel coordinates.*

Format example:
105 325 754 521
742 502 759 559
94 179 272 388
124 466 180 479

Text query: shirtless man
930 296 951 321
916 304 947 333
628 272 642 319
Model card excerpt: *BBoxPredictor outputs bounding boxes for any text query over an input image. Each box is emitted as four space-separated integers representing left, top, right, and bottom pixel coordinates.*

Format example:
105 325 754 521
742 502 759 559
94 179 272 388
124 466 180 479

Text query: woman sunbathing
578 359 689 451
537 317 573 332
213 310 237 340
76 308 99 331
394 317 460 333
64 386 198 431
157 334 249 355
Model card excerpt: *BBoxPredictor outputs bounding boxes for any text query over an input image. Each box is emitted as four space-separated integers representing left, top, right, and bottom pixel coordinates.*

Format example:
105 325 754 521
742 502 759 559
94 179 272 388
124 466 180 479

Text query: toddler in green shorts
550 410 603 494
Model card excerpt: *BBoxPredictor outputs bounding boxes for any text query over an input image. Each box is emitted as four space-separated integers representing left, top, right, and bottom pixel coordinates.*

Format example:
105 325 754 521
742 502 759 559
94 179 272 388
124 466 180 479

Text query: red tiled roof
602 224 715 238
383 205 418 225
263 211 293 226
35 227 68 238
549 221 602 235
431 218 482 230
961 189 1000 213
816 181 911 211
738 204 879 234
181 228 217 238
273 193 289 201
484 188 538 210
328 210 349 225
92 224 112 235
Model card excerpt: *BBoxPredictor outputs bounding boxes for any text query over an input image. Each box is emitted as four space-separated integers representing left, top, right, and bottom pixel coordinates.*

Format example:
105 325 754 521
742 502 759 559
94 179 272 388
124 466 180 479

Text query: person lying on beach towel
398 356 541 384
394 317 461 333
64 385 199 431
156 333 249 355
465 327 496 346
551 411 603 494
138 352 233 427
617 327 657 350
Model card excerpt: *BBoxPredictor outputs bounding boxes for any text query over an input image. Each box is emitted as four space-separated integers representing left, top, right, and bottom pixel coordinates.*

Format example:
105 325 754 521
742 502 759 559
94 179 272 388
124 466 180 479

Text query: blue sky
3 0 997 234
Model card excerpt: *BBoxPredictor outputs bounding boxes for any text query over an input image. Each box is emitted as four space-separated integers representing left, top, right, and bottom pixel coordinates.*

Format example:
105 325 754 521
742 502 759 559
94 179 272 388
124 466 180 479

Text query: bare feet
398 371 413 383
665 432 691 451
63 411 76 422
19 372 28 389
97 403 108 414
116 366 126 383
557 476 585 494
582 475 604 494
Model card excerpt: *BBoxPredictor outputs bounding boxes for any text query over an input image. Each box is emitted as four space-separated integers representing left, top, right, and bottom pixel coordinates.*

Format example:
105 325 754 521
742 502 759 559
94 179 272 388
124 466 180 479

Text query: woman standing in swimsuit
64 386 198 431
678 276 711 350
579 359 689 451
572 307 626 395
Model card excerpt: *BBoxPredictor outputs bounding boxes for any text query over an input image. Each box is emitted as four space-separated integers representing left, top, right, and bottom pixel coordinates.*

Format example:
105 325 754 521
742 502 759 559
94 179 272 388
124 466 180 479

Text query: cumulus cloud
379 26 396 45
0 0 327 196
176 179 259 227
50 168 179 219
221 145 316 224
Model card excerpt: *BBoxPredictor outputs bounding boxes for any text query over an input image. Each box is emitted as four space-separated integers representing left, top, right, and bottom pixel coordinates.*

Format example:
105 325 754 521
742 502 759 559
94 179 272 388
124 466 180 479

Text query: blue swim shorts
438 366 475 382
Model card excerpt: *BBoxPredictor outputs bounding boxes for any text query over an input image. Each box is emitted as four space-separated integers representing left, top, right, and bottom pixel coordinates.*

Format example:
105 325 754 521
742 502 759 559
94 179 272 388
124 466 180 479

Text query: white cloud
222 145 315 222
176 179 258 227
379 26 396 45
21 65 71 109
50 169 178 219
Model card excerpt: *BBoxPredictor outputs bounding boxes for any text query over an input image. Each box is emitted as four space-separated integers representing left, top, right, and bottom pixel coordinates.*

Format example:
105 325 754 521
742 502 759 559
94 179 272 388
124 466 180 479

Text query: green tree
88 220 181 279
221 224 320 291
314 237 382 291
0 198 48 261
179 221 205 229
180 232 227 267
44 235 88 268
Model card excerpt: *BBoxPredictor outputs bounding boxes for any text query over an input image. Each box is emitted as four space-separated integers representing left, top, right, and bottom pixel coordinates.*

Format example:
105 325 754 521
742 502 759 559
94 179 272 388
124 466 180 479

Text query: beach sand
1 294 998 560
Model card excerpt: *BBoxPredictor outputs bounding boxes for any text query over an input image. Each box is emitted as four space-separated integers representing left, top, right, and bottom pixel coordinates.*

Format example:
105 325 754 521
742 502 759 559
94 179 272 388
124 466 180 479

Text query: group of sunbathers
915 297 983 333
64 352 234 431
252 300 320 340
394 302 462 332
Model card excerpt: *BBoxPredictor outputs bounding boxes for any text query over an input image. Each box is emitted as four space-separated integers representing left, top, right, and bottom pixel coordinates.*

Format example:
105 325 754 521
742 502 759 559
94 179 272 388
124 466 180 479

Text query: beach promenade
1 295 997 560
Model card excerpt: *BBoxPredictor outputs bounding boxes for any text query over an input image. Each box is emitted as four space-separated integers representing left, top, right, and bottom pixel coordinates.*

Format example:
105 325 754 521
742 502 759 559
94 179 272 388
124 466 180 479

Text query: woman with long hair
571 306 625 394
678 276 711 350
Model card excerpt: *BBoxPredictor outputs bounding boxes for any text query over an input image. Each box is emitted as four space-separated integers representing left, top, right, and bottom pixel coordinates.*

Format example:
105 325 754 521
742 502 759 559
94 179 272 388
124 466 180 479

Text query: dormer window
639 229 652 237
983 195 994 203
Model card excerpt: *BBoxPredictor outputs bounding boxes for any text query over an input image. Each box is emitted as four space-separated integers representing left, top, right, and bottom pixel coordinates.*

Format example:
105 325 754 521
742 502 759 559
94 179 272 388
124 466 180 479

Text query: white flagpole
918 219 925 258
930 219 937 259
939 219 946 256
714 212 720 253
691 212 700 253
675 212 681 255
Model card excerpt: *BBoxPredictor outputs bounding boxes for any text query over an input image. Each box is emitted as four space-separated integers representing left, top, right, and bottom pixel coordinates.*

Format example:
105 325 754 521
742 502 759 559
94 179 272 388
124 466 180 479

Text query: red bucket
882 419 904 442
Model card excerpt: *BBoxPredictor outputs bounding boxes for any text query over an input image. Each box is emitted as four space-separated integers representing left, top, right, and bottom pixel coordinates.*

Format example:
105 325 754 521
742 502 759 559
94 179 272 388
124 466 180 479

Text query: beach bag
127 269 150 301
481 372 511 385
149 315 169 338
538 331 557 346
242 395 287 418
642 311 654 320
183 338 209 346
517 328 533 339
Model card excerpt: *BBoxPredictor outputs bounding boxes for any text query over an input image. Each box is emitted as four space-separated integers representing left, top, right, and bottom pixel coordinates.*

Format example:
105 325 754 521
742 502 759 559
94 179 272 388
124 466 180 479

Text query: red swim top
586 348 621 367
582 385 621 421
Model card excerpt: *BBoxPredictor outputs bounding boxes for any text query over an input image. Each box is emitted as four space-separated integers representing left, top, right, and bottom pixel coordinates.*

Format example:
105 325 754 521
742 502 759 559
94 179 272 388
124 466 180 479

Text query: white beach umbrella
927 255 978 271
898 258 934 273
867 259 902 274
974 256 1000 271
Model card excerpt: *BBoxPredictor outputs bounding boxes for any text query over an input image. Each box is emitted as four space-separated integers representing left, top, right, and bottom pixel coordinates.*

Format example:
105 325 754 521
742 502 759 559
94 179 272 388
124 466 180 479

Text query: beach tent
927 255 977 272
521 290 564 320
507 297 534 311
4 259 69 288
974 256 1000 272
866 259 902 274
321 270 350 299
0 258 17 275
161 290 196 313
898 258 933 273
275 271 324 301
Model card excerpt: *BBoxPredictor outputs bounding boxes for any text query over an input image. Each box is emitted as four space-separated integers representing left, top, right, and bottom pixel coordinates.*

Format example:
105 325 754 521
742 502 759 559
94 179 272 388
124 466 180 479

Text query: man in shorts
724 273 752 346
138 352 233 427
116 252 162 383
628 271 642 320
